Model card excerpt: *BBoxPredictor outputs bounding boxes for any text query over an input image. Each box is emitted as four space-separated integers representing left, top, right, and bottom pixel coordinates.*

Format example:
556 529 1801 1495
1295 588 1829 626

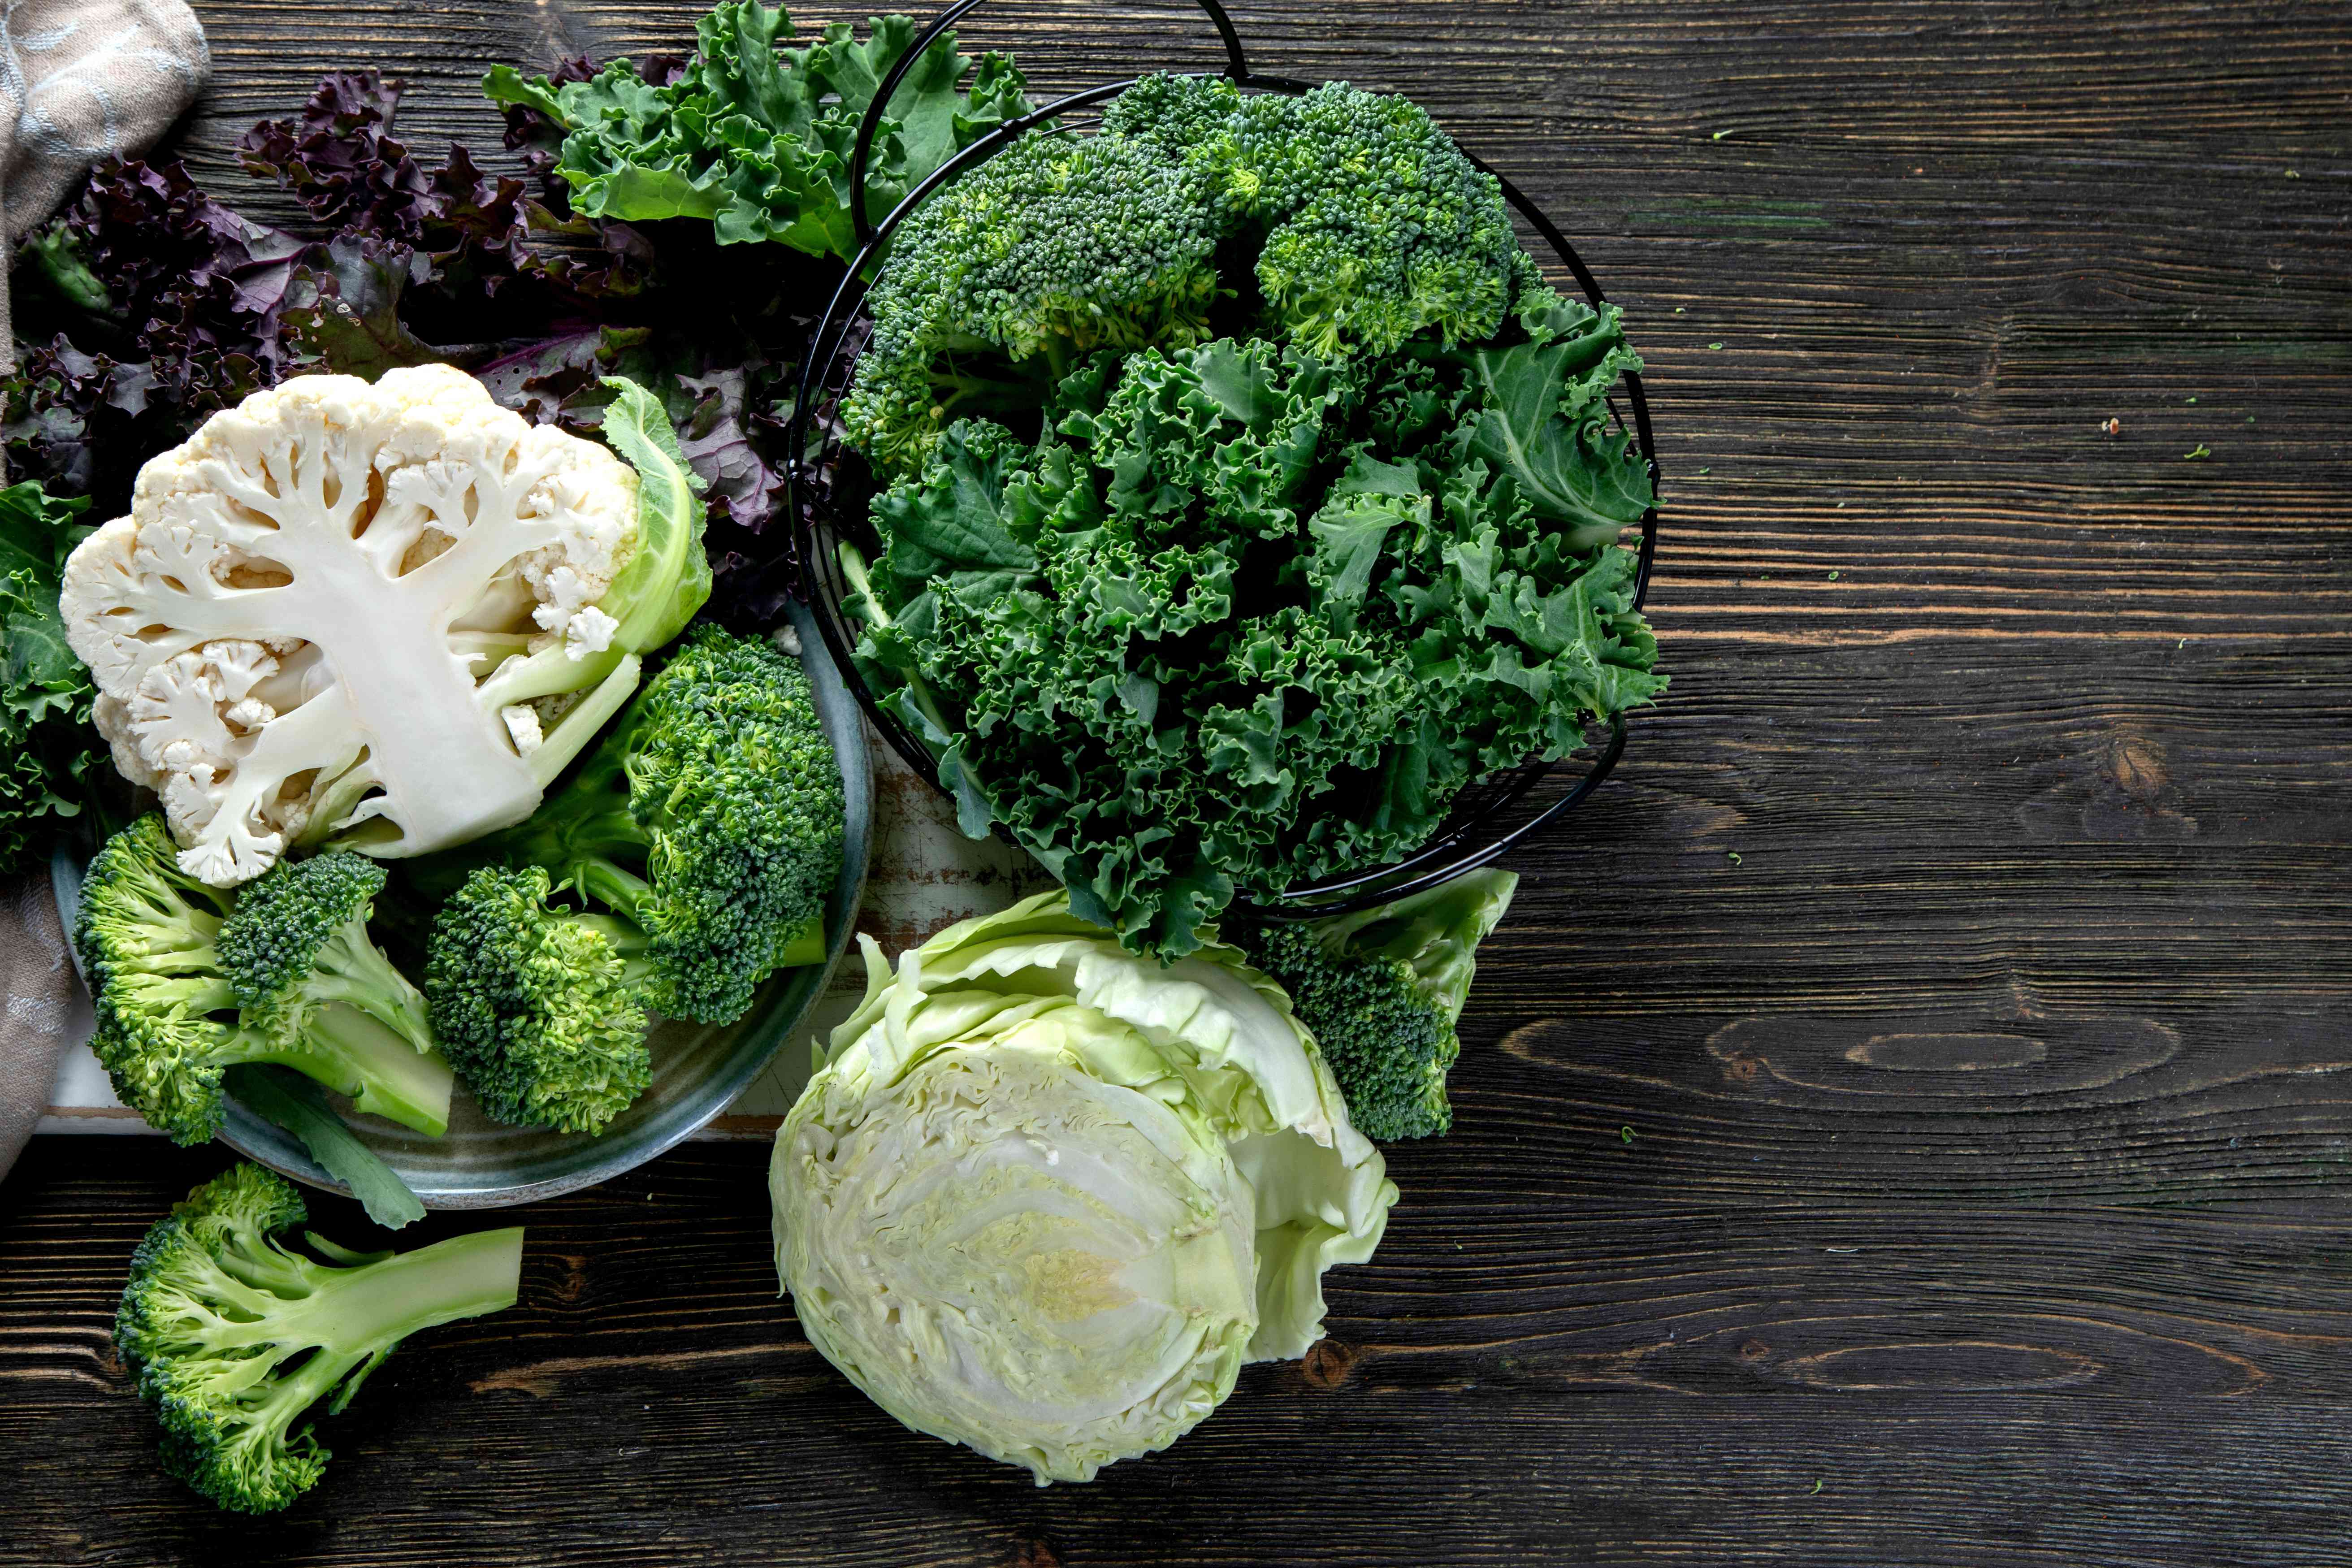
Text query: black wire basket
784 0 1660 920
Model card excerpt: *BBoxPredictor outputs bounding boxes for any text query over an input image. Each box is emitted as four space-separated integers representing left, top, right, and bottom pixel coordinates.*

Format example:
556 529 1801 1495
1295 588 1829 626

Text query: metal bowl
784 0 1659 923
53 596 873 1208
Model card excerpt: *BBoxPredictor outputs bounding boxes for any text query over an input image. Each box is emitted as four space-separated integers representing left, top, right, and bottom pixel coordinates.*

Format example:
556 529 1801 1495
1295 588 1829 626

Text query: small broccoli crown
618 625 845 1022
217 851 384 1004
1234 80 1525 359
75 814 234 987
425 864 652 1135
215 851 433 1053
116 1164 327 1512
88 984 243 1145
1241 922 1456 1141
843 127 1225 472
116 1161 524 1514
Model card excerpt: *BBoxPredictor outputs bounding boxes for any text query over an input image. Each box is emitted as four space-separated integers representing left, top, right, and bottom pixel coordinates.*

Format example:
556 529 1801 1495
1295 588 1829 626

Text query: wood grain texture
4 0 2350 1563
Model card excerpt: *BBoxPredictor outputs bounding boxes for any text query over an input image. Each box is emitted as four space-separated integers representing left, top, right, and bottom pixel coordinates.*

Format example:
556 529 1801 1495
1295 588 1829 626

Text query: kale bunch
842 81 1663 955
837 80 1665 959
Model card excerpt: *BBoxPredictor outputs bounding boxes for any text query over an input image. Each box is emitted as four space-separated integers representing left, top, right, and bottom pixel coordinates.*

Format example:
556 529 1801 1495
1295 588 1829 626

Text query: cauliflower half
63 366 710 885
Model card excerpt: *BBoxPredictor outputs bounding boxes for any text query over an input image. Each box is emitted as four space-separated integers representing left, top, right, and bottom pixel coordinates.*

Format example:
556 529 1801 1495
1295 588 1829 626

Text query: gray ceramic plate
54 597 873 1208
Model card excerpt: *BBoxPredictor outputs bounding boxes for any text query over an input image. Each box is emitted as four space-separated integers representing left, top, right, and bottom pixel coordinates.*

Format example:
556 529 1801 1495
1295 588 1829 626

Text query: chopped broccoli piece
218 851 434 1057
424 864 653 1136
1231 869 1517 1140
844 73 1533 473
116 1162 523 1513
415 624 842 1031
76 816 454 1144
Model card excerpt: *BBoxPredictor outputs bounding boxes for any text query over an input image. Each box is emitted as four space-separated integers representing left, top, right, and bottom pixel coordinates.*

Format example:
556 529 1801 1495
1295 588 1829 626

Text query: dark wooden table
6 2 2349 1563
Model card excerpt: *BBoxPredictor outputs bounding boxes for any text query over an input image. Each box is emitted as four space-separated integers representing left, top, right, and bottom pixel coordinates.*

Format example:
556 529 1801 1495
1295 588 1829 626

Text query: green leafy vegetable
0 480 101 875
771 891 1395 1485
222 1065 427 1230
484 3 1032 261
850 323 1656 955
837 74 1661 956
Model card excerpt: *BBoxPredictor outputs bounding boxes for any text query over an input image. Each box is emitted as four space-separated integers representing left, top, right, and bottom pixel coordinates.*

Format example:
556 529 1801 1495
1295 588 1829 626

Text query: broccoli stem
777 912 826 969
312 1225 523 1355
576 861 653 926
264 1004 454 1138
190 1226 524 1364
569 907 658 992
307 919 436 1055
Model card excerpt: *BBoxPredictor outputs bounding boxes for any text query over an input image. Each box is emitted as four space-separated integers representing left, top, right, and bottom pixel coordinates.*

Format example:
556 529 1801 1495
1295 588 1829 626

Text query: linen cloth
0 0 208 1182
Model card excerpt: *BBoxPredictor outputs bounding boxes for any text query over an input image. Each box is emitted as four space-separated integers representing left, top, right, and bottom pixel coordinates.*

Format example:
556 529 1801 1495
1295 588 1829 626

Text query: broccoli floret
116 1162 523 1513
218 851 435 1057
424 864 653 1135
1231 869 1517 1140
76 816 455 1144
416 624 841 1029
845 73 1533 473
1215 80 1533 361
842 128 1226 473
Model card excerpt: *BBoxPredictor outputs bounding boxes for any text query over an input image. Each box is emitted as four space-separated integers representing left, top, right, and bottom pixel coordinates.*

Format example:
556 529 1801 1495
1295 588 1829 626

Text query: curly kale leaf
0 481 101 874
484 4 1031 261
2 159 305 510
853 301 1660 957
1448 290 1653 550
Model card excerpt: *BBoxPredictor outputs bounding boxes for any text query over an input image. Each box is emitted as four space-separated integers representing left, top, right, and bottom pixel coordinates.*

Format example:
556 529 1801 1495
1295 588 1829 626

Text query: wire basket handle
848 0 1256 255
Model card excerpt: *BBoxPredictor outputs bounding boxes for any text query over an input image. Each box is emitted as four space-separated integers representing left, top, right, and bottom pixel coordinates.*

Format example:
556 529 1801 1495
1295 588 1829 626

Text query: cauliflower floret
61 366 708 885
501 704 545 755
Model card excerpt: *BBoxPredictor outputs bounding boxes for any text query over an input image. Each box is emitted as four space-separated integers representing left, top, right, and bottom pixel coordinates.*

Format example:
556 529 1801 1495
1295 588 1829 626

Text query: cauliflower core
64 366 647 885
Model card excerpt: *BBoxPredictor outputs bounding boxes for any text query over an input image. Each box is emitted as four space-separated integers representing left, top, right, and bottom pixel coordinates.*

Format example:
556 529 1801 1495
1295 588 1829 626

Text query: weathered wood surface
4 1 2349 1563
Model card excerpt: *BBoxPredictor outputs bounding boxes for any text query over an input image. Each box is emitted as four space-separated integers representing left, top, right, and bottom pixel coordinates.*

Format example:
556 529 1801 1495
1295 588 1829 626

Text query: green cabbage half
770 892 1396 1484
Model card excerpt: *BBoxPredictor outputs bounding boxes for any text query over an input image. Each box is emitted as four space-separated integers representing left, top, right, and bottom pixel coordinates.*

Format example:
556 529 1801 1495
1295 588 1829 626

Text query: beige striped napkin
0 0 208 1182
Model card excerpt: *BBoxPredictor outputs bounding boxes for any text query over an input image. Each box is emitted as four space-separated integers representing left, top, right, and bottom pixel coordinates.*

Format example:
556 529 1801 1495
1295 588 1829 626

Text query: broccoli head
76 815 453 1144
424 864 653 1136
845 73 1534 473
842 127 1226 474
116 1162 524 1513
414 624 841 1029
218 851 434 1056
1230 868 1517 1140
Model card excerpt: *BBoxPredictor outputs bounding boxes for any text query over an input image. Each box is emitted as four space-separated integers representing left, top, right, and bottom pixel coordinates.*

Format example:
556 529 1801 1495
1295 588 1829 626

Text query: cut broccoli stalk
78 816 455 1144
294 1004 455 1136
117 1163 523 1513
1230 869 1518 1141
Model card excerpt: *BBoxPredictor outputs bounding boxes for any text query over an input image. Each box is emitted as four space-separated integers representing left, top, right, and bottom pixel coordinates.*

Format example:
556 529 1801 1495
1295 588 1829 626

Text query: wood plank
9 1139 2352 1566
